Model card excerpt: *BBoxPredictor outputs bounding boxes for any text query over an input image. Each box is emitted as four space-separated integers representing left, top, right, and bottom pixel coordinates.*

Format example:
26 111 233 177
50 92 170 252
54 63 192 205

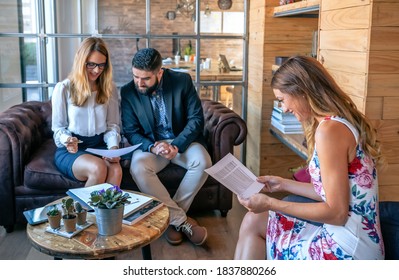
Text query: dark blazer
120 68 206 153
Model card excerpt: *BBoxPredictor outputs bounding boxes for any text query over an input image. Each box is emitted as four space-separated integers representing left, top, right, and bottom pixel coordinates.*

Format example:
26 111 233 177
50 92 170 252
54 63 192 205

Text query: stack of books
271 100 303 134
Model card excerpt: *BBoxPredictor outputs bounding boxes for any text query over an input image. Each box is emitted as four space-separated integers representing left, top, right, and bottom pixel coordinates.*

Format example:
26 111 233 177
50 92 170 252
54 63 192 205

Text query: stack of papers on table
66 183 153 219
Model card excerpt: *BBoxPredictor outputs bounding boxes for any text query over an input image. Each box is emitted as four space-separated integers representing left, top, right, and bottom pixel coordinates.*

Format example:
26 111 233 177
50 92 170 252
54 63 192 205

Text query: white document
86 143 142 158
205 153 264 199
66 183 153 217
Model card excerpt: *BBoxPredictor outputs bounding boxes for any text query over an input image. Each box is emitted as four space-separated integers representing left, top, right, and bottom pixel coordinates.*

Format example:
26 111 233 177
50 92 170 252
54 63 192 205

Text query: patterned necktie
152 92 168 130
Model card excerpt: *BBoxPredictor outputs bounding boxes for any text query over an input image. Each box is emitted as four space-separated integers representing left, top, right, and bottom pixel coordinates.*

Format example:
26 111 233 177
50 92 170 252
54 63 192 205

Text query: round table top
26 193 169 259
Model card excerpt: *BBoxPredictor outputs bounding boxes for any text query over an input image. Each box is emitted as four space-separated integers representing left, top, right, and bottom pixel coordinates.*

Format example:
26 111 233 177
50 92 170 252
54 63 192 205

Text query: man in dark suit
120 48 212 246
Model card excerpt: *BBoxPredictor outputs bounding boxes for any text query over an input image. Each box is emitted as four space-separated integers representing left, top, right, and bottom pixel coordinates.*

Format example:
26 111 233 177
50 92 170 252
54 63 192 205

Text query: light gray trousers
129 142 212 226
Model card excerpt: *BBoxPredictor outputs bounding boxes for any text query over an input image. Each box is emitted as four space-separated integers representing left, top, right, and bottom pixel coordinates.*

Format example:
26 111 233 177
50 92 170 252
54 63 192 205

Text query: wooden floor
0 195 247 260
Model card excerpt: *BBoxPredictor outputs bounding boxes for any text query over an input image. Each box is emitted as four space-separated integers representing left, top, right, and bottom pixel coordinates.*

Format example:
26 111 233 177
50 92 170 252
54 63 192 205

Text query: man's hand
151 142 178 160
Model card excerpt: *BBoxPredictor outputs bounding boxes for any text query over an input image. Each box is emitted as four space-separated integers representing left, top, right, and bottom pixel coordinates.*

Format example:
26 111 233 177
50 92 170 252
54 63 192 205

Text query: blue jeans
282 195 323 226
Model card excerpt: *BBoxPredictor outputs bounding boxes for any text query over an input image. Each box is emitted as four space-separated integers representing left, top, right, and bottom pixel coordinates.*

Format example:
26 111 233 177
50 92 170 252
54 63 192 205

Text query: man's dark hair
132 48 162 72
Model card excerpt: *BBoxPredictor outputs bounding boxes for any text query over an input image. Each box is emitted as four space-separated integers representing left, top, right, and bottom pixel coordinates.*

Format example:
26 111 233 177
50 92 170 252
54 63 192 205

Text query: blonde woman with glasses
51 37 122 187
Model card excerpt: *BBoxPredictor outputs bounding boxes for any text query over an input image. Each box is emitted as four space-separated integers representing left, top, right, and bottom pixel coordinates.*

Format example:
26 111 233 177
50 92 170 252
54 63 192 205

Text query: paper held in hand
86 143 142 158
204 153 264 199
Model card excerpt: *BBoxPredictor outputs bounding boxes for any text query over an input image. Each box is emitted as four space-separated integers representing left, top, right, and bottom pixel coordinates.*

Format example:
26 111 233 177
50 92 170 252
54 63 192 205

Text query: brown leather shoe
177 217 208 246
165 225 183 245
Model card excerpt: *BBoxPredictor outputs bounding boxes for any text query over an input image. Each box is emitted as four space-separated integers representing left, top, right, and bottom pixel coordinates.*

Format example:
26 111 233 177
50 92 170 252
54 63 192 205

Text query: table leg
141 244 152 260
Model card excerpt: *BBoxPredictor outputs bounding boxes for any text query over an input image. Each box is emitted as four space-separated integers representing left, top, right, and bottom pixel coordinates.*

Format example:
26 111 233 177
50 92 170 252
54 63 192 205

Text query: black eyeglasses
86 62 107 70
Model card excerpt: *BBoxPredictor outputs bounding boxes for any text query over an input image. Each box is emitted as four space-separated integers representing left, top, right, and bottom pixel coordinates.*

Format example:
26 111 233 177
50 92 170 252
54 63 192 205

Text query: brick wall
98 0 244 85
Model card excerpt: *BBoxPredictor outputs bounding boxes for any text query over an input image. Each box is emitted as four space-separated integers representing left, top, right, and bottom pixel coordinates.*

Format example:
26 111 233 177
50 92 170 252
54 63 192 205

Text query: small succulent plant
74 201 85 213
62 198 75 218
46 205 60 217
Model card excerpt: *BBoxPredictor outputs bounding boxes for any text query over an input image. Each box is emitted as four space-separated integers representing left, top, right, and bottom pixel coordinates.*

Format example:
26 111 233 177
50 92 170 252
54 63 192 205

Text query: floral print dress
266 116 385 260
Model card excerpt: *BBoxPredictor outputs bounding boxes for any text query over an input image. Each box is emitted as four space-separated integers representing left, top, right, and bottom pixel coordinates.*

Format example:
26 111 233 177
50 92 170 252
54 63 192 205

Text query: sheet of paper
204 153 264 199
86 143 142 158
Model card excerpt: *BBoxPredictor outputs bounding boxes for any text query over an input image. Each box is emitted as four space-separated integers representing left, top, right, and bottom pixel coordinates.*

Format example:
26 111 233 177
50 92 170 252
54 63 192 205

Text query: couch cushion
24 139 84 191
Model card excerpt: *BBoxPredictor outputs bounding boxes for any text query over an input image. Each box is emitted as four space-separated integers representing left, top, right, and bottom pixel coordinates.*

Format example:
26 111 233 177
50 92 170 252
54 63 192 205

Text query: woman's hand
237 193 272 214
257 175 286 193
65 136 79 153
103 145 120 163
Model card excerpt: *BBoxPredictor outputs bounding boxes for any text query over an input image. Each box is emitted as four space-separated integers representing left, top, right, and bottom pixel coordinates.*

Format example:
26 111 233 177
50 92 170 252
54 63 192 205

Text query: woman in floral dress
234 56 385 260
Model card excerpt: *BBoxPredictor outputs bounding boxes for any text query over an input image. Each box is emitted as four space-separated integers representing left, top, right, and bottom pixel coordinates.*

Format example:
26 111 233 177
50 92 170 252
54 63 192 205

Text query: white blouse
51 79 120 149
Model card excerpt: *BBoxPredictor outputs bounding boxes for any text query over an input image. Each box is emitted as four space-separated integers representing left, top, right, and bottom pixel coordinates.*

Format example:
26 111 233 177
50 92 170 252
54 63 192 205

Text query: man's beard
135 78 159 96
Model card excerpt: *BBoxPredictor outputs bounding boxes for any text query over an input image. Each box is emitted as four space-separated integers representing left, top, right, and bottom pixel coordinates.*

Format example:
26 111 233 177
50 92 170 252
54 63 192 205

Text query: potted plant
74 201 88 226
62 198 77 233
88 185 131 236
46 205 61 229
184 40 193 62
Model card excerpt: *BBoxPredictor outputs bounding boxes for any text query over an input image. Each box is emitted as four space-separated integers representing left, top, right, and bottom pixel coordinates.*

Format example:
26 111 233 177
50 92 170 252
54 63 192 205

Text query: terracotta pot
76 211 87 226
95 206 124 236
62 214 77 233
47 213 61 229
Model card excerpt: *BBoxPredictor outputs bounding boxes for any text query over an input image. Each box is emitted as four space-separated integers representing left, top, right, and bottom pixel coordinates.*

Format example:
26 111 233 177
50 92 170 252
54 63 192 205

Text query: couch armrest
201 99 247 162
0 101 52 225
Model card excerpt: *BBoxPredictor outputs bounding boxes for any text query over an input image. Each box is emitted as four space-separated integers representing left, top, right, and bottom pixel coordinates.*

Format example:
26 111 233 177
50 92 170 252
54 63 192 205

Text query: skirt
54 133 107 181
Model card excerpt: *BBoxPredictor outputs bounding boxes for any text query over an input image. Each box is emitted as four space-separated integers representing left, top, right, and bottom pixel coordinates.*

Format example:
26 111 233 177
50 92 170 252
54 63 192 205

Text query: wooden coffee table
26 193 169 260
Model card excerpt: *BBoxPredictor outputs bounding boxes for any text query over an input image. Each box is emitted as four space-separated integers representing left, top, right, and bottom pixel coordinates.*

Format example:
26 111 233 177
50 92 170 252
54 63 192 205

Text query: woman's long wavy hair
271 56 384 168
68 37 113 106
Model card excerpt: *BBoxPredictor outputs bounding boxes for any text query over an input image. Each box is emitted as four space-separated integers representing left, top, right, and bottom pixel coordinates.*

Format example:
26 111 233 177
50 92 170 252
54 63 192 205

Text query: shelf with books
269 125 307 160
269 99 307 159
271 100 303 134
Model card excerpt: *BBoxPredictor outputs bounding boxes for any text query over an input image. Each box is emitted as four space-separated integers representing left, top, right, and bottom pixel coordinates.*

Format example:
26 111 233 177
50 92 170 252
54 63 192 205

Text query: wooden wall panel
320 50 368 74
328 69 367 98
378 163 399 186
348 94 365 112
379 184 399 202
382 97 399 119
320 5 370 30
319 29 368 51
372 3 399 26
367 3 399 200
367 73 399 97
368 51 399 74
372 119 399 143
365 97 383 120
322 0 370 11
381 142 399 164
370 27 399 51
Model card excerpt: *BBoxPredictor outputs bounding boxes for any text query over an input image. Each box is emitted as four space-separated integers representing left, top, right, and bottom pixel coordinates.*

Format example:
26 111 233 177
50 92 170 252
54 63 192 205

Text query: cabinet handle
320 55 325 64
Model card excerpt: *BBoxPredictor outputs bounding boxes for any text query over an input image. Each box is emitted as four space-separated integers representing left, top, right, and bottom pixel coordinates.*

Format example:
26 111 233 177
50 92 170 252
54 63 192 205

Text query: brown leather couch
0 99 247 233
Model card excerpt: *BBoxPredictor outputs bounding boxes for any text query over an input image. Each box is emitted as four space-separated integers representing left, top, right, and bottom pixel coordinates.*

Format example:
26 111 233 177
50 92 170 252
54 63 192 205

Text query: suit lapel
139 94 154 129
161 71 174 127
